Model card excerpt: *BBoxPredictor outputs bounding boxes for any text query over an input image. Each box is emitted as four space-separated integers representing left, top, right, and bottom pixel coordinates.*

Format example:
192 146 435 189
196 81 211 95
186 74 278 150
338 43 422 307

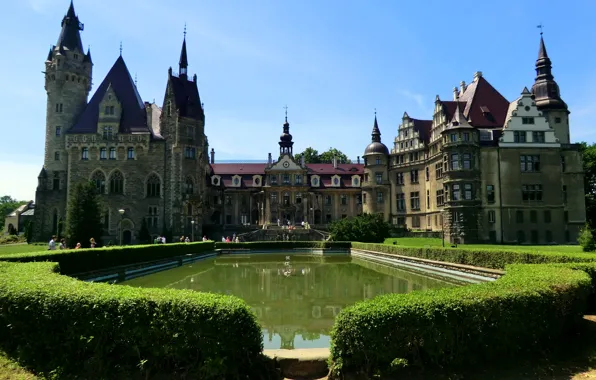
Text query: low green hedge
215 241 352 250
0 261 264 379
352 242 596 269
330 262 595 376
0 241 215 275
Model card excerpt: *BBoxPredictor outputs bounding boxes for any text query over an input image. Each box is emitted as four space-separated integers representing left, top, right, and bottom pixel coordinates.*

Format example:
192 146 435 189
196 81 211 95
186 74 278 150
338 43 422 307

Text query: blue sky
2 0 595 201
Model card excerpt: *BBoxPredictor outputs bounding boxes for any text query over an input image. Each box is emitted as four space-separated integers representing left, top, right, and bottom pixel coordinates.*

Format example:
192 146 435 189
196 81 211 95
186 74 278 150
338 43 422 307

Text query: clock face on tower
283 162 290 168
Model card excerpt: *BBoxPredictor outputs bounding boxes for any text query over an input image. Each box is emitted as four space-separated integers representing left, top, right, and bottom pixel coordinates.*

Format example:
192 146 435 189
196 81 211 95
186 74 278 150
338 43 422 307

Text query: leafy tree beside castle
65 181 103 248
0 196 27 233
329 213 390 243
294 147 351 164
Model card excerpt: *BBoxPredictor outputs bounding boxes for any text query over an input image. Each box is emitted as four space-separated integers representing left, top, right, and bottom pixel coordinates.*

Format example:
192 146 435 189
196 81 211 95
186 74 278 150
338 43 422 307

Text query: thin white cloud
25 0 54 13
399 89 425 109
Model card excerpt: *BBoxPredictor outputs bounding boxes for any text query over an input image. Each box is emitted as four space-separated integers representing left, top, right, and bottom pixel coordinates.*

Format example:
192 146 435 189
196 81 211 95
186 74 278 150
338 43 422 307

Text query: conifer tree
66 181 103 248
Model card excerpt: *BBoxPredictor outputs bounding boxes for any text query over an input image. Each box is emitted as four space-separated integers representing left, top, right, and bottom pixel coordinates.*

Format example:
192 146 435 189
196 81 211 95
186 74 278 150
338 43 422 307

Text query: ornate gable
269 154 302 171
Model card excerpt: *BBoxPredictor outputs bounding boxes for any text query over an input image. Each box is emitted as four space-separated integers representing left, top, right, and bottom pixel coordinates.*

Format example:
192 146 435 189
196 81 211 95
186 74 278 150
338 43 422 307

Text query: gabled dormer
499 87 560 147
231 175 242 187
310 175 321 187
330 174 342 187
351 175 361 187
252 175 263 187
211 175 221 186
97 83 121 138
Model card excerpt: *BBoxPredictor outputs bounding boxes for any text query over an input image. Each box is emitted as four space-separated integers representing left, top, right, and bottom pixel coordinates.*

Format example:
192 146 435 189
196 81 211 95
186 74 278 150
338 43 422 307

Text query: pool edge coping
264 348 330 379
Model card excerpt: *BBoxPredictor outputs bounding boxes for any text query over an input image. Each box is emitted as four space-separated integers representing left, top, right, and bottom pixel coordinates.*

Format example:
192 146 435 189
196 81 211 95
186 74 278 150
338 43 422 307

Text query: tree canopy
294 147 351 164
65 181 103 248
329 213 390 243
580 142 596 230
0 196 27 233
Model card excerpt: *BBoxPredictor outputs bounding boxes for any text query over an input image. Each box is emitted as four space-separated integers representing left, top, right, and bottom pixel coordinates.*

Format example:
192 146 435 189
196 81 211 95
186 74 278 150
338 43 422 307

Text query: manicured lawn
0 244 47 256
0 351 36 380
384 237 583 253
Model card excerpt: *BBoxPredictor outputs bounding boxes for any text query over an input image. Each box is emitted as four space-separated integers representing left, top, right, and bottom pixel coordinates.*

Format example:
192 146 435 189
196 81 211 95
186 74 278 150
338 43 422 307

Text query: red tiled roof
458 76 509 128
210 163 364 176
410 119 432 143
441 101 467 120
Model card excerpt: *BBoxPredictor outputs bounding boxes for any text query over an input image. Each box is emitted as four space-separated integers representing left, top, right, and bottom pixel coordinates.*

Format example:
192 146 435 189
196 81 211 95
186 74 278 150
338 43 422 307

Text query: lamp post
118 209 125 245
191 220 195 242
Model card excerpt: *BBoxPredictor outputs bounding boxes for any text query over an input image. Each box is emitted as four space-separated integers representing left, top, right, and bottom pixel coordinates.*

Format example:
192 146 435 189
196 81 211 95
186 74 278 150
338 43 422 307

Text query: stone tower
161 34 207 239
531 35 570 144
35 0 92 240
362 114 390 221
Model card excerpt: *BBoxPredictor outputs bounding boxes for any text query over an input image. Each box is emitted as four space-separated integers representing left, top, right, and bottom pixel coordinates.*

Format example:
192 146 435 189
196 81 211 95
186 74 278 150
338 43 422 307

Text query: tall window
55 103 63 113
412 216 421 228
451 184 460 201
375 157 381 165
54 151 60 161
109 171 124 194
295 175 302 185
520 155 540 172
514 131 526 143
146 174 161 198
410 192 420 210
81 147 89 160
103 126 113 139
450 153 459 170
375 173 383 184
340 194 347 205
376 191 384 204
410 170 419 183
270 175 277 185
105 105 115 115
296 193 302 204
53 173 60 190
522 184 543 201
462 153 471 169
127 147 135 160
487 185 495 203
185 177 194 195
270 193 277 204
463 132 470 141
464 184 473 200
425 167 430 181
561 156 566 172
55 126 61 137
488 210 496 223
283 193 290 205
100 147 107 160
532 131 545 143
325 195 332 205
184 147 196 159
435 163 443 179
283 174 290 184
521 117 535 125
396 172 404 185
436 190 444 206
148 206 159 228
92 171 106 194
109 147 116 160
397 193 405 211
426 190 430 208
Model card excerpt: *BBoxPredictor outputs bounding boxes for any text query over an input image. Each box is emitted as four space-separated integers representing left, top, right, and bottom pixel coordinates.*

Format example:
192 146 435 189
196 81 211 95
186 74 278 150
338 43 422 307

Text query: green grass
0 244 46 256
384 237 583 253
0 351 36 380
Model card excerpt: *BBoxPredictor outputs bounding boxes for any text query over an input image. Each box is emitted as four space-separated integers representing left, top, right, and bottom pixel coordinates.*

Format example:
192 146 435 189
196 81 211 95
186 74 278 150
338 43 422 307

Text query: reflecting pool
121 254 460 349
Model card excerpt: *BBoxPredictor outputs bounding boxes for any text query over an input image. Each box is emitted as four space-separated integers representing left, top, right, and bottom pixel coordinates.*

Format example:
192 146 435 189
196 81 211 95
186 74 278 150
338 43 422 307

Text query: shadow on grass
376 315 596 380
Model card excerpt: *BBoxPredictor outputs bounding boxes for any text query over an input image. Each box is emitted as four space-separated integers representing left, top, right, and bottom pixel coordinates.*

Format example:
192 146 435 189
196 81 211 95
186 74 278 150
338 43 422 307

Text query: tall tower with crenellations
35 0 93 239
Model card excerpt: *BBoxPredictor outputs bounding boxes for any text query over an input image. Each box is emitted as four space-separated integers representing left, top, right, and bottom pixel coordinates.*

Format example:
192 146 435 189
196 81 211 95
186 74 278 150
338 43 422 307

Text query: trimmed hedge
0 261 264 379
215 241 352 250
352 242 596 269
0 241 215 275
330 262 595 376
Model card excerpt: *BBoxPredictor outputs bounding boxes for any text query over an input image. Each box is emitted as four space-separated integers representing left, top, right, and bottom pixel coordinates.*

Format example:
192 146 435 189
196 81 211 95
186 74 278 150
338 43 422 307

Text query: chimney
357 156 360 164
474 71 483 81
300 155 305 167
453 87 459 100
459 81 466 95
333 156 337 169
268 153 272 165
210 148 215 164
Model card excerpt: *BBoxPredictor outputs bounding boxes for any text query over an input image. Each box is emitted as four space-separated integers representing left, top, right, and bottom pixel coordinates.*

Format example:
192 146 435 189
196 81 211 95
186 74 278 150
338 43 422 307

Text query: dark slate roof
410 118 432 143
179 38 188 68
170 73 204 120
69 56 151 135
56 1 84 52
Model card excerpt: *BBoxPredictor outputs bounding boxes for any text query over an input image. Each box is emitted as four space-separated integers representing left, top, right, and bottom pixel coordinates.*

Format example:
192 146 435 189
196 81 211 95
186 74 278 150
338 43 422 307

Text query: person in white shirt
184 237 190 243
48 236 57 250
161 236 166 244
202 236 208 241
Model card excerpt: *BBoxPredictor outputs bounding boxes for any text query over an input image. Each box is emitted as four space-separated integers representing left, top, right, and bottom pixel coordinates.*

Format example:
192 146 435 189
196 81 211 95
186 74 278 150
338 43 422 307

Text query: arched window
91 171 106 194
185 177 194 195
146 174 161 198
283 192 290 206
109 170 124 194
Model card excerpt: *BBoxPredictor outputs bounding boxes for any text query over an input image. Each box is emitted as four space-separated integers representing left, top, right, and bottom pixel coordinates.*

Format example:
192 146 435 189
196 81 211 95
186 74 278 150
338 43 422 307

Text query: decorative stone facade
34 2 207 244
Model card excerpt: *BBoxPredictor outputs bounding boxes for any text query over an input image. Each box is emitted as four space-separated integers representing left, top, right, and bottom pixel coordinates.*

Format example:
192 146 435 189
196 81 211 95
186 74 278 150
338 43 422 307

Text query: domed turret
279 109 294 156
364 115 389 156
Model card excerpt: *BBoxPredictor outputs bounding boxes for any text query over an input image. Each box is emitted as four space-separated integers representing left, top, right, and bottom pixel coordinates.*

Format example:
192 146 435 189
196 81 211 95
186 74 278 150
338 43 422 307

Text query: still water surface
121 254 458 349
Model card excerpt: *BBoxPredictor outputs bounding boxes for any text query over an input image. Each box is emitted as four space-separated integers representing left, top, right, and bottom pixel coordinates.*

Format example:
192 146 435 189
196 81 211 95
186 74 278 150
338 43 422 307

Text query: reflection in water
121 254 458 349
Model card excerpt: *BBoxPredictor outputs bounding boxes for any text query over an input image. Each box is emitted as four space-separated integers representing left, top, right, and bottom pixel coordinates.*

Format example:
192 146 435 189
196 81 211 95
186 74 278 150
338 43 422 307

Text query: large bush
0 261 264 379
329 213 390 243
578 224 596 252
330 263 594 377
0 241 215 275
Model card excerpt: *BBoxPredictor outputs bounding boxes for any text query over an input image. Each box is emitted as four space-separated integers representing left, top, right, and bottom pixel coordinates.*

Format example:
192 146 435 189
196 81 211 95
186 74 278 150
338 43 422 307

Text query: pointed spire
119 41 122 56
83 46 92 63
57 0 84 52
531 34 567 110
371 111 381 143
46 47 53 62
450 102 471 128
179 26 188 77
279 105 293 156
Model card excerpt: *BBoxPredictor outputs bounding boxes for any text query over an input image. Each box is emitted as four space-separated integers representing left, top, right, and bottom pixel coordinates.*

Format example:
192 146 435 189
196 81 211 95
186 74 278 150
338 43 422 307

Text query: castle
32 1 586 245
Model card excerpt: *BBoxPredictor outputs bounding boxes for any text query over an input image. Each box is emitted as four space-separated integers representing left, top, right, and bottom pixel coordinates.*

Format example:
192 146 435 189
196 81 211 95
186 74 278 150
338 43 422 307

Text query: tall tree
294 147 321 164
294 147 351 164
319 148 351 164
66 181 103 248
580 142 596 230
329 213 390 243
